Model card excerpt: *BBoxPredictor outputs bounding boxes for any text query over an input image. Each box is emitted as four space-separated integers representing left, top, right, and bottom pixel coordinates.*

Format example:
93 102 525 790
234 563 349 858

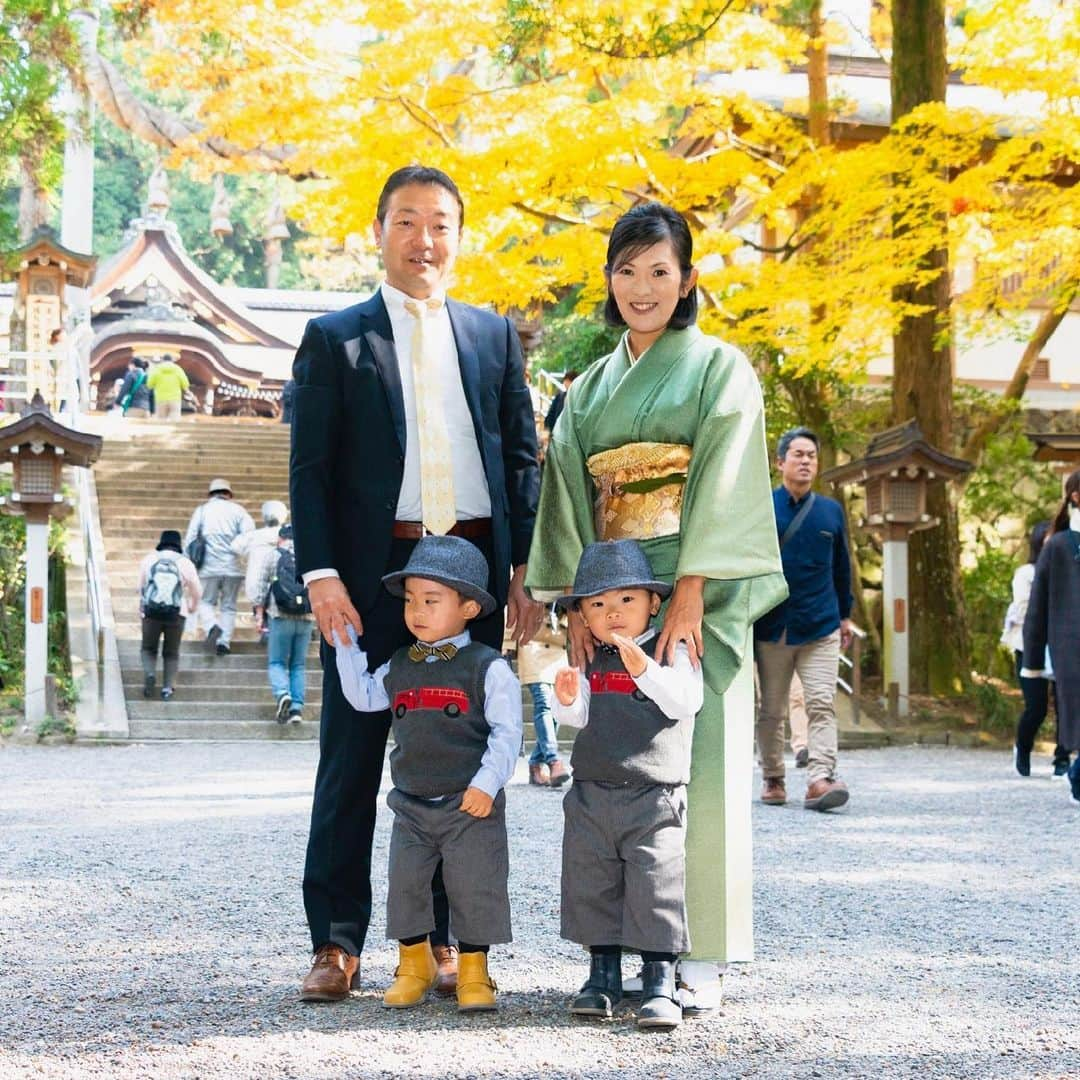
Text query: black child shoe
570 952 622 1018
637 960 682 1031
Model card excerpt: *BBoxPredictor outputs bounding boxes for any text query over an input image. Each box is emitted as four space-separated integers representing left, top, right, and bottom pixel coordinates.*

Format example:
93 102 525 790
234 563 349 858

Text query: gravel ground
0 743 1076 1080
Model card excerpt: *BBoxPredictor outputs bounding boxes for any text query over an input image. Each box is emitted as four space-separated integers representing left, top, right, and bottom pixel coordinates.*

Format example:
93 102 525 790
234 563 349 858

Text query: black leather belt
392 518 492 540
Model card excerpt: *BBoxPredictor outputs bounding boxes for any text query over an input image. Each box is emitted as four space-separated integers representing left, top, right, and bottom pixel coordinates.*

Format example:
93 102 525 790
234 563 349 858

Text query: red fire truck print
393 687 471 719
589 670 649 701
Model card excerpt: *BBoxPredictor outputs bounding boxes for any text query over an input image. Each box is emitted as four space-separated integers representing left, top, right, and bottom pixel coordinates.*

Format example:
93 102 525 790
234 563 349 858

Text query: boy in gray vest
553 540 703 1031
334 536 521 1013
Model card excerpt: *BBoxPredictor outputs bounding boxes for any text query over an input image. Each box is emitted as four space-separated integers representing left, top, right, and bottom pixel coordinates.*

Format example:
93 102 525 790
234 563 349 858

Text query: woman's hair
603 202 697 330
1050 469 1080 535
1028 520 1051 563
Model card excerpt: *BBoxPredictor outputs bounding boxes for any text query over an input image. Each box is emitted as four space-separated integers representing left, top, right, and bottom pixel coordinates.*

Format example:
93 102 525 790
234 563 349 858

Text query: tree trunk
18 157 50 241
890 0 969 694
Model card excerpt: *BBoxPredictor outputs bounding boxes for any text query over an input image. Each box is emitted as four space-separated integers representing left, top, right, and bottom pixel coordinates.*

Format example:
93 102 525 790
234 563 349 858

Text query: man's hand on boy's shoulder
610 633 648 678
460 786 494 818
554 667 580 706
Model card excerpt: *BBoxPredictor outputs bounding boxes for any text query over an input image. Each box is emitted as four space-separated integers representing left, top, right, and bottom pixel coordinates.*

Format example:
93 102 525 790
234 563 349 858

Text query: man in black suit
290 165 543 1001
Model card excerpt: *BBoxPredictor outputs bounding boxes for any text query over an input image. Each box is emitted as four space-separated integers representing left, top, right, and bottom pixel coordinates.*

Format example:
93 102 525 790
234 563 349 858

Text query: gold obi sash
586 442 692 542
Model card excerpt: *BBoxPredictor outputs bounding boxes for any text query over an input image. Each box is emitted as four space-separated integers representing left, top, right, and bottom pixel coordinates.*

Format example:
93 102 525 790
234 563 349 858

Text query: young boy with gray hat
553 539 703 1031
334 535 522 1014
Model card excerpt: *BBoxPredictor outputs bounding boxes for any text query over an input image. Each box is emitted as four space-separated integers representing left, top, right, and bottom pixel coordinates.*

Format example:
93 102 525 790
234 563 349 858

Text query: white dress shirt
381 281 491 523
302 282 492 587
552 628 704 729
334 627 522 799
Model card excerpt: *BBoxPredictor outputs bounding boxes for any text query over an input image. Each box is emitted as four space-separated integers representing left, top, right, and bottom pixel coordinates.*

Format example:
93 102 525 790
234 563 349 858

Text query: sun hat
554 539 671 610
382 535 496 617
155 529 183 553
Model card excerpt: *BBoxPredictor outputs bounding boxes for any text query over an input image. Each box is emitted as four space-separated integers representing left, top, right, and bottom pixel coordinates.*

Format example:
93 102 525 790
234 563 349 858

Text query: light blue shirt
335 627 523 799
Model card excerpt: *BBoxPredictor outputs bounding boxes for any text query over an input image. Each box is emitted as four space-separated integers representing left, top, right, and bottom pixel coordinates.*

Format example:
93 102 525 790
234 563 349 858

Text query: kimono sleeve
676 343 788 695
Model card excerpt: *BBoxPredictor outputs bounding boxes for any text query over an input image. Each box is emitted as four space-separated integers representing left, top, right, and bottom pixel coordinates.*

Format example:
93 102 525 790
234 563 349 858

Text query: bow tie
408 641 459 663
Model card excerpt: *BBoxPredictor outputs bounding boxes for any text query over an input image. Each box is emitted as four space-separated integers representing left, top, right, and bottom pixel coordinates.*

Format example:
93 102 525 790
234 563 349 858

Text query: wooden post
882 532 910 717
23 510 50 727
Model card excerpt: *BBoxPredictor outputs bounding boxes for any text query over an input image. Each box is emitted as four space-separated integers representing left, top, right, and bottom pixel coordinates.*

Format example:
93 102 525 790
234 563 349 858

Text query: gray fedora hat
382 535 497 617
555 540 671 610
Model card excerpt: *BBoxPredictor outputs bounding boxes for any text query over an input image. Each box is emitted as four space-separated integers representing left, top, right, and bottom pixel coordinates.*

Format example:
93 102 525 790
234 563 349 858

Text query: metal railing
837 623 866 724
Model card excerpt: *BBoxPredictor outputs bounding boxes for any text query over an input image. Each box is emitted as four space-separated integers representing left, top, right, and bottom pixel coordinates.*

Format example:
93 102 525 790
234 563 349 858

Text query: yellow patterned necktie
403 296 457 535
408 641 459 663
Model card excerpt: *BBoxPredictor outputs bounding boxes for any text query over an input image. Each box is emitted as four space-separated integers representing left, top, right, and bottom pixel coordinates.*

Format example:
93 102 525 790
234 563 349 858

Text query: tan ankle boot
456 950 497 1012
383 940 438 1009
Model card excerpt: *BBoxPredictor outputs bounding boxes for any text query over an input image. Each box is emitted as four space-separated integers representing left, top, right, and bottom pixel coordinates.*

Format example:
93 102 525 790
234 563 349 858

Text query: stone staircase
95 416 319 740
93 414 552 746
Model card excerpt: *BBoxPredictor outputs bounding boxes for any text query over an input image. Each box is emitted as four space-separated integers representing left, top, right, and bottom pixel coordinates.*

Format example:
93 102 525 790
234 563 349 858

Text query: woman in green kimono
526 203 787 1002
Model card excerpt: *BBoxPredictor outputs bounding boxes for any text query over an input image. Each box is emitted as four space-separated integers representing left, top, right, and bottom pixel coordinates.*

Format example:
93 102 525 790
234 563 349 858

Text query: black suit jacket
289 291 539 613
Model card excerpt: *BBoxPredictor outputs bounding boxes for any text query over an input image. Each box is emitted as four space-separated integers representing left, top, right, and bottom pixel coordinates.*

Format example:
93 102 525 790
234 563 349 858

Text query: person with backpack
235 499 290 647
137 530 202 700
117 358 153 418
251 525 314 722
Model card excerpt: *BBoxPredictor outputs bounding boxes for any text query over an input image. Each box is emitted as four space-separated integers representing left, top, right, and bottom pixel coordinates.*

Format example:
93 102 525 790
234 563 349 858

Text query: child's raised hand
460 786 494 818
610 633 648 678
554 667 580 705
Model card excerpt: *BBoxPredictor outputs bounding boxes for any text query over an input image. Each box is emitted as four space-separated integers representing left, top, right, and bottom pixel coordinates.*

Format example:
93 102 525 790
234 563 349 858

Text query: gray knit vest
384 641 499 798
570 636 693 785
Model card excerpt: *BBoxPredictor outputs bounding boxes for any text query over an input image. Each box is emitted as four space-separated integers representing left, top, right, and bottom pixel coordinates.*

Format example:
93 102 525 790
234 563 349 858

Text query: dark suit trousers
303 535 506 956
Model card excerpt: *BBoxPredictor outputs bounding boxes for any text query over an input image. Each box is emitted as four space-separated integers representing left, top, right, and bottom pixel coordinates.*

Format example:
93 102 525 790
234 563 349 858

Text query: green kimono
527 325 787 962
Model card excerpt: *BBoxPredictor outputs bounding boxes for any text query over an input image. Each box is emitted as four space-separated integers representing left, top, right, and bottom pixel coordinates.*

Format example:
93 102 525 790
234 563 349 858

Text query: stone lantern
822 420 971 717
0 395 102 727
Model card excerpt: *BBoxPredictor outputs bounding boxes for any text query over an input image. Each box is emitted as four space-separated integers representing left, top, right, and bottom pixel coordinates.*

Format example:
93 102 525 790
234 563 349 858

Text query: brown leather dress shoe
432 944 459 997
528 763 550 786
761 777 787 805
804 777 849 812
300 944 360 1002
547 759 571 788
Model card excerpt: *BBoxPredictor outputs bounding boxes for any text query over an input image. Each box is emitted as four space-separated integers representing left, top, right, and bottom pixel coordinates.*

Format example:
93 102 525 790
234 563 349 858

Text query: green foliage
0 0 78 233
35 712 76 741
92 119 312 287
92 118 147 255
530 303 621 376
0 478 27 689
955 387 1061 681
972 677 1015 735
962 547 1016 681
957 386 1060 541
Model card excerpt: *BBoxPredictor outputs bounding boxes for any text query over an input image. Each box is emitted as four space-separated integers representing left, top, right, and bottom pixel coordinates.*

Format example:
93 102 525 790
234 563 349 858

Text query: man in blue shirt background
755 427 853 812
